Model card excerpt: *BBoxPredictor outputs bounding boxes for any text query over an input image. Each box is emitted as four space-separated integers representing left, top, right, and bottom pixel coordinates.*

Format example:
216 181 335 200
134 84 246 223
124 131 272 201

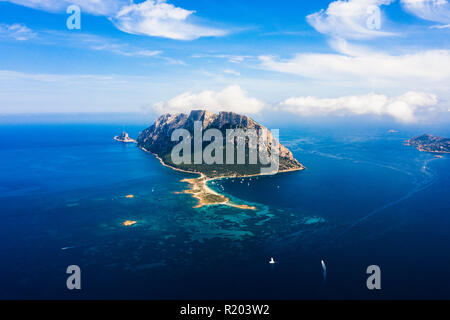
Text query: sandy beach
139 146 303 209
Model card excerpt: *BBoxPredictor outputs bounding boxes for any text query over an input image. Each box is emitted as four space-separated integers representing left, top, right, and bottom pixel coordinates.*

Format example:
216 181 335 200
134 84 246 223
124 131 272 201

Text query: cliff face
137 110 304 177
406 134 450 153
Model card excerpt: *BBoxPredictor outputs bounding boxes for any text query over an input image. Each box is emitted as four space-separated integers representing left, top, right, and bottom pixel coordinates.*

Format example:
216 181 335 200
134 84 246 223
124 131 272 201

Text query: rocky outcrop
137 110 304 177
114 131 136 143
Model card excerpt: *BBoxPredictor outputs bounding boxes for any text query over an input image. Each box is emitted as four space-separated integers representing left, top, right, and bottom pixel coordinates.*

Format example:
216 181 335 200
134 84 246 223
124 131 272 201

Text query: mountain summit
137 110 304 177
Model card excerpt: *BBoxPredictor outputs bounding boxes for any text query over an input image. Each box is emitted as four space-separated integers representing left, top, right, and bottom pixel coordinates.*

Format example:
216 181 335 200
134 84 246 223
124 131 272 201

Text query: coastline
404 141 450 154
138 146 304 209
415 148 450 154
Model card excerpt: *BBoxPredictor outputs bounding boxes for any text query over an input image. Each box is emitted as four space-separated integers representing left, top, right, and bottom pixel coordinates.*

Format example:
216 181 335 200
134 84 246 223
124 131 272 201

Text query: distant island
114 131 136 143
405 134 450 154
136 110 304 208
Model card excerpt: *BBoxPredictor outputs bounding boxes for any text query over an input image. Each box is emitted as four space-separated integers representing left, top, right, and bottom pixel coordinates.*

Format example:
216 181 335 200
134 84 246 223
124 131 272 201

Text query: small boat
269 257 275 264
321 260 327 282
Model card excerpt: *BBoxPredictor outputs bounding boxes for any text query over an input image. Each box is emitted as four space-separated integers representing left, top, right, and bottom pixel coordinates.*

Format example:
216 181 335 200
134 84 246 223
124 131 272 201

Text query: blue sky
0 0 449 124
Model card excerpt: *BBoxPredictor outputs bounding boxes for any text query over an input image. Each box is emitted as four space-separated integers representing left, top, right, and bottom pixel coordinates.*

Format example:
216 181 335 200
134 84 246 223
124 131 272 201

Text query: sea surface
0 122 449 299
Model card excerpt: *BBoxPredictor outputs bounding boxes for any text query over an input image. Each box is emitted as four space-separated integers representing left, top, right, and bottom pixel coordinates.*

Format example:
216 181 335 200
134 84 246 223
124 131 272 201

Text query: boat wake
335 156 440 239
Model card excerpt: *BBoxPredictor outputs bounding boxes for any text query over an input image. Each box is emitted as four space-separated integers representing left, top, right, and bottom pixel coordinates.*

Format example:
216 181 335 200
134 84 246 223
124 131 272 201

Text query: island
137 110 305 208
405 134 450 154
114 131 136 143
122 220 137 227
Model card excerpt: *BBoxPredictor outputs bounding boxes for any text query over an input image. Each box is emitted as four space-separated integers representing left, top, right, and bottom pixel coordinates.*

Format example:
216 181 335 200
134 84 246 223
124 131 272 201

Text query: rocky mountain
137 110 304 177
405 134 450 153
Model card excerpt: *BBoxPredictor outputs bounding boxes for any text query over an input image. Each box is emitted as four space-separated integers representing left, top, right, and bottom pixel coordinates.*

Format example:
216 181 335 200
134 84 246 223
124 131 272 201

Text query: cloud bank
152 85 266 115
152 86 443 123
0 70 445 123
278 91 440 123
259 49 450 85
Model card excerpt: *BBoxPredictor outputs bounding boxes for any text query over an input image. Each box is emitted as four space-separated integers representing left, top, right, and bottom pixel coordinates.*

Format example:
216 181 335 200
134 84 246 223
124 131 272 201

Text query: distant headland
405 134 450 154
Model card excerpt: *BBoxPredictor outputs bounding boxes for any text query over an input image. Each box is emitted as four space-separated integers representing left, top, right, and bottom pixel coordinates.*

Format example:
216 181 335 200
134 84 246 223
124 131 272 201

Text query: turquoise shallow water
0 123 449 299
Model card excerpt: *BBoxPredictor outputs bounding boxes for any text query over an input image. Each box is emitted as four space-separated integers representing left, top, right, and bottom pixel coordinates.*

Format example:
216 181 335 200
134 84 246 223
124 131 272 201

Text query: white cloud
307 0 396 40
90 43 161 57
4 0 228 40
259 49 450 85
38 31 164 58
258 1 450 110
0 23 36 40
192 54 254 63
161 57 187 65
430 23 450 29
152 85 266 115
111 0 228 40
278 91 440 123
223 69 240 76
401 0 450 26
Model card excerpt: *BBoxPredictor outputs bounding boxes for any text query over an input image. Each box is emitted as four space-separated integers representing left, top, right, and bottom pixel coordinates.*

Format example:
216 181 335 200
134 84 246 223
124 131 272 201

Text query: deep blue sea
0 122 449 299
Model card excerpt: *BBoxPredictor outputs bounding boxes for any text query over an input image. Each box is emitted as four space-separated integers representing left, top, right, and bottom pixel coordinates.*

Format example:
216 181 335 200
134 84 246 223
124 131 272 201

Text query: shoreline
416 148 450 154
404 143 450 154
138 145 304 209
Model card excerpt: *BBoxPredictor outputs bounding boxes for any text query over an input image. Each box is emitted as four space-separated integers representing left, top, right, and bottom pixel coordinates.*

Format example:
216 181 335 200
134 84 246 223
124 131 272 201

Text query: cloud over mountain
152 85 266 115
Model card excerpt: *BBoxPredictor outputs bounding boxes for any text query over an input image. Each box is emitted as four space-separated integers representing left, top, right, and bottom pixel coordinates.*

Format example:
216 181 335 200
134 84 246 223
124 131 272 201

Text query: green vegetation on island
405 134 450 154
